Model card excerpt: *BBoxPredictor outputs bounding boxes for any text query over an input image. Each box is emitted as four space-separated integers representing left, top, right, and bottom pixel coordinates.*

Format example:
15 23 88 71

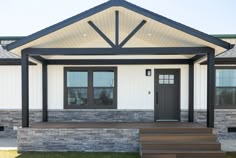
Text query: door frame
154 69 181 122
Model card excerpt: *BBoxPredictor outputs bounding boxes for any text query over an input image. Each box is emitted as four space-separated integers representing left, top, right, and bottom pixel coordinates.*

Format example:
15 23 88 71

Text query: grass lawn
228 153 236 158
0 151 139 158
0 151 235 158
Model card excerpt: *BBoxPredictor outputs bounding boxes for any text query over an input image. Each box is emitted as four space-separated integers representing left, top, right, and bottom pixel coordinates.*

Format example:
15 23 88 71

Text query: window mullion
88 70 93 106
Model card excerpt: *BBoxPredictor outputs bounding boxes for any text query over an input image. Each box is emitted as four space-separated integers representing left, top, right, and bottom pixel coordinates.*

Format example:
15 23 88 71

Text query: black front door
154 69 180 121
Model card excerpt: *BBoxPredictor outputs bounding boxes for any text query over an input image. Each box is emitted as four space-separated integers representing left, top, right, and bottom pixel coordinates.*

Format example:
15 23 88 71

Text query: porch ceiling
7 1 230 57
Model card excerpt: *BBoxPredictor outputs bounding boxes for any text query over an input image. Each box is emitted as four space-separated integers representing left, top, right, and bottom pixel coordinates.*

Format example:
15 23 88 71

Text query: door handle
156 92 158 104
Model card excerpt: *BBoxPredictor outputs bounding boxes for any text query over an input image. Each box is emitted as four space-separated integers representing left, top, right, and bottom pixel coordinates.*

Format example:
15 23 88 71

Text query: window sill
64 106 117 110
215 106 236 109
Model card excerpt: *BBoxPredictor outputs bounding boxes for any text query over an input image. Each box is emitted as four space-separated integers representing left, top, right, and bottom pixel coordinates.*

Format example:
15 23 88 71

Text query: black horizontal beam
191 54 206 62
30 56 47 64
0 59 36 65
201 58 236 65
46 59 192 65
23 47 213 56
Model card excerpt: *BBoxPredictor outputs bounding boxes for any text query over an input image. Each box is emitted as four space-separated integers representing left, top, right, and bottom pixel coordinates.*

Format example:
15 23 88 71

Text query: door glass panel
159 80 164 84
169 75 174 80
159 74 164 79
164 75 169 79
159 74 175 85
164 80 169 84
169 79 174 84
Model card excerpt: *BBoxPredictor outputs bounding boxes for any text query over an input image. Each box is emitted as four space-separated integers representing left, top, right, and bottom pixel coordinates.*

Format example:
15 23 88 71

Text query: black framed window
64 67 117 109
216 67 236 108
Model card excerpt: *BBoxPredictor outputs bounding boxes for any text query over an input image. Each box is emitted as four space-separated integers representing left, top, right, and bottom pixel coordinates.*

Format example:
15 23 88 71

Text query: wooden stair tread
140 135 217 141
140 127 212 130
142 150 225 154
140 133 216 136
140 141 220 145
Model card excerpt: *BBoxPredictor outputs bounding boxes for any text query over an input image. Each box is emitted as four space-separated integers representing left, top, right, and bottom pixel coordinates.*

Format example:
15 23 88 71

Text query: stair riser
140 135 217 142
142 153 225 158
140 129 212 134
141 144 221 151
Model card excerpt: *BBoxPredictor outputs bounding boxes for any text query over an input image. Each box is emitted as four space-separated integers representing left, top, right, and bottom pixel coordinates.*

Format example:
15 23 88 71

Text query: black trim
64 67 117 109
216 106 236 109
42 63 48 122
6 0 230 51
88 21 115 48
191 55 206 62
201 58 236 65
0 126 4 131
115 11 119 46
0 59 36 65
0 36 25 41
188 62 194 122
228 127 236 133
119 20 146 48
146 69 151 76
46 59 192 65
207 51 215 128
30 56 47 64
21 53 29 127
23 47 212 55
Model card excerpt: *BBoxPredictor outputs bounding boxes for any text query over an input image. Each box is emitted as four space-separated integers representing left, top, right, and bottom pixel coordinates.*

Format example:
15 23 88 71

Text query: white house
0 0 236 156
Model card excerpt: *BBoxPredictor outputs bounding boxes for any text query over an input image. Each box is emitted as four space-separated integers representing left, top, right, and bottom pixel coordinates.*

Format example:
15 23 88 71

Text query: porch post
207 51 215 128
188 62 194 122
42 62 48 122
21 52 29 127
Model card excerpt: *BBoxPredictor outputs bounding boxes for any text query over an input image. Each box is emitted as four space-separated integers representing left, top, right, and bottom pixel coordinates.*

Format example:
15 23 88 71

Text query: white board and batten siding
0 65 42 109
0 64 191 110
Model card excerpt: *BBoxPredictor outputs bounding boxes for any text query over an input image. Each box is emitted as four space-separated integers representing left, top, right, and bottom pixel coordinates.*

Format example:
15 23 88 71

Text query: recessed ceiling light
148 33 152 36
83 34 87 37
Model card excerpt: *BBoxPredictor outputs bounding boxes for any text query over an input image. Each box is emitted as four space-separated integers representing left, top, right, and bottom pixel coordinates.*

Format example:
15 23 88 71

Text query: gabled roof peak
6 0 231 51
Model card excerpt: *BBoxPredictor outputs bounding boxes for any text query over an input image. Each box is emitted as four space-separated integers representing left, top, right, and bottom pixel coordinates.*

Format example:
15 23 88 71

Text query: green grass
0 151 139 158
0 151 236 158
228 153 236 158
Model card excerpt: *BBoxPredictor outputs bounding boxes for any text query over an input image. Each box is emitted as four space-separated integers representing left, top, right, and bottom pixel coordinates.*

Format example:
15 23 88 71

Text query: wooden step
141 143 221 151
142 150 225 158
140 128 212 134
140 134 217 142
139 127 224 158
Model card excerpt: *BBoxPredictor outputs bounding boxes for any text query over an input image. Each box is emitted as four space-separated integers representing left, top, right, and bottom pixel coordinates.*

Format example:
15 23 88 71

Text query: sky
0 0 235 36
